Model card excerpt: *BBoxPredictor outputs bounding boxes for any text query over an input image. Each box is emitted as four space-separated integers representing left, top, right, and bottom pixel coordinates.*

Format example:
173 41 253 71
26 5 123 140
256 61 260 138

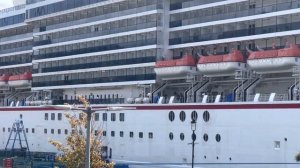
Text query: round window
169 132 174 140
191 111 198 121
216 134 221 142
179 111 186 122
203 133 208 142
203 110 210 122
180 133 185 141
169 111 175 122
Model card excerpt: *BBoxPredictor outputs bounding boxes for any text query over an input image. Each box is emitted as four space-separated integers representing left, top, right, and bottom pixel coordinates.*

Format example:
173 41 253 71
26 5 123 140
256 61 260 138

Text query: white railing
0 4 25 15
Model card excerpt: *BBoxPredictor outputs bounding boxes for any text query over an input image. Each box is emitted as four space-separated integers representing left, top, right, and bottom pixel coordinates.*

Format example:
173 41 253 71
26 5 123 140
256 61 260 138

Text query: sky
0 0 14 10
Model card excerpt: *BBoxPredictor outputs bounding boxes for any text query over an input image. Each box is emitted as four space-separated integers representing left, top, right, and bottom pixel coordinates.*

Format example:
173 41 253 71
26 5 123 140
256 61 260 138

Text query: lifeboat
197 50 246 77
247 44 300 74
8 72 32 87
0 74 10 87
154 55 197 78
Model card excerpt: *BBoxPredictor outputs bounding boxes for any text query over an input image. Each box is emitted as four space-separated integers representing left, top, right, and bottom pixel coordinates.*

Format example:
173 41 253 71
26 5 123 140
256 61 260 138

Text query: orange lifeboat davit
154 55 197 79
8 72 32 87
247 44 300 74
0 74 10 87
197 50 246 77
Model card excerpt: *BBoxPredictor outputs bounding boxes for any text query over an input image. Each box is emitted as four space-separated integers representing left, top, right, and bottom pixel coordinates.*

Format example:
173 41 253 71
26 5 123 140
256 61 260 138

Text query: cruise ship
1 0 300 167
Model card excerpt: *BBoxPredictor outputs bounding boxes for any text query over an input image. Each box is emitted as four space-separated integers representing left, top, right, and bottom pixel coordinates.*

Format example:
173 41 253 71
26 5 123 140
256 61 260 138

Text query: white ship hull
1 103 300 168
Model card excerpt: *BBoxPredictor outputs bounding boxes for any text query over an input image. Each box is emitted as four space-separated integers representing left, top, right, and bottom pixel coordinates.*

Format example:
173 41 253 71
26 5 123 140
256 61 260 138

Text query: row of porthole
169 132 221 142
169 110 210 122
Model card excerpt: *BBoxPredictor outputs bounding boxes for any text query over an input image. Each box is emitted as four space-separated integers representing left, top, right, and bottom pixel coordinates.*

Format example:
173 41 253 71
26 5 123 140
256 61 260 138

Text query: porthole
169 132 174 140
179 111 186 122
203 134 208 142
169 111 175 122
180 133 185 141
216 134 221 142
191 111 198 121
203 110 210 122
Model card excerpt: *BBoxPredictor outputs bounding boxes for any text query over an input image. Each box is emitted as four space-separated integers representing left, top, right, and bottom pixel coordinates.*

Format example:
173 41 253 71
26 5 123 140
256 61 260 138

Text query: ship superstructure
1 0 300 168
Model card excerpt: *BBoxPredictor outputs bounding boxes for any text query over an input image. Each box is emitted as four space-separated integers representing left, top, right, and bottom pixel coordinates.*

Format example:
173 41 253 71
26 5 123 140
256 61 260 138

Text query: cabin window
51 129 54 134
58 129 61 134
44 129 47 134
2 128 5 132
103 131 106 136
58 113 62 120
102 113 107 121
94 113 99 121
169 111 175 122
191 111 198 121
111 113 116 121
179 111 186 122
216 134 221 142
111 131 115 137
203 111 210 122
149 132 153 139
203 134 209 142
51 113 55 120
65 129 68 135
139 132 143 138
130 132 134 138
169 132 174 140
45 113 48 120
32 128 35 133
180 133 185 141
119 113 125 121
26 128 28 133
120 131 124 137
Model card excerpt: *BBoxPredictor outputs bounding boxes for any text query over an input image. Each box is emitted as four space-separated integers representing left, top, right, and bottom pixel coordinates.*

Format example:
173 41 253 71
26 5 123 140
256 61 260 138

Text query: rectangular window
139 132 143 138
58 129 61 134
26 128 28 133
94 113 99 121
111 113 116 121
111 131 115 137
103 131 106 136
58 113 62 120
32 128 35 133
119 113 125 122
51 129 54 134
94 130 98 136
8 128 11 132
130 131 134 138
51 113 55 120
102 113 107 121
149 132 153 139
64 129 68 135
44 129 47 134
45 113 48 120
120 131 124 137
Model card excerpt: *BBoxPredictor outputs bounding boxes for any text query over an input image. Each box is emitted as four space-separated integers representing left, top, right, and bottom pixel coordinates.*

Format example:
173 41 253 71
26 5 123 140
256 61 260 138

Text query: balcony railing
0 59 32 67
36 3 161 32
34 38 158 60
170 0 300 28
169 21 300 45
35 56 156 73
53 98 125 105
32 74 156 87
34 21 160 46
0 46 32 55
170 0 222 10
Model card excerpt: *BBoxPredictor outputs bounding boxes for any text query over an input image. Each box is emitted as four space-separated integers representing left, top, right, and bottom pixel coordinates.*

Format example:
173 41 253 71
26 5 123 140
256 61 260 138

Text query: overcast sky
0 0 14 10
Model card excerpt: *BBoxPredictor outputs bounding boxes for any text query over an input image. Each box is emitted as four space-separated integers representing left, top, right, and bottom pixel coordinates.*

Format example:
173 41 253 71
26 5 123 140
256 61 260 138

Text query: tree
49 96 114 168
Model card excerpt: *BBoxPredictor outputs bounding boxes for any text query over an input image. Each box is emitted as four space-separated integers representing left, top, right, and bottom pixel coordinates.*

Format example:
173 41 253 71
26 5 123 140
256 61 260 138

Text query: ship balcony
32 74 156 88
35 4 161 33
34 21 160 47
0 60 32 67
0 33 32 45
53 98 125 105
170 0 222 10
169 0 299 28
169 21 300 45
0 46 32 55
33 38 157 60
33 56 156 74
